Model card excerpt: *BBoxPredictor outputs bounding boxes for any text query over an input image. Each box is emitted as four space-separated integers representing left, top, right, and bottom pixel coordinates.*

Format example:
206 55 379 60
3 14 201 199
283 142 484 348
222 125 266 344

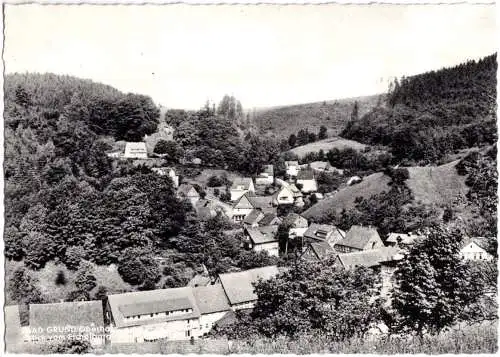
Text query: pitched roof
247 195 274 209
177 183 199 197
246 225 279 245
29 301 104 335
338 225 382 250
309 161 331 170
107 287 200 328
462 237 493 252
125 142 147 153
288 184 303 197
186 275 211 287
193 284 231 314
285 161 299 167
297 169 315 180
258 213 281 226
231 178 253 190
386 232 422 245
309 241 336 261
282 213 307 227
303 224 344 242
218 266 280 305
243 209 263 225
336 247 403 269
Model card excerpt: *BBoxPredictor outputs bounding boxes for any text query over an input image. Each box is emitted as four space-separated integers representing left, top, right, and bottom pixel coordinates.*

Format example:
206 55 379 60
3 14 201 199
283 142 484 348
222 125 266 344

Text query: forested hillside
253 94 383 138
341 54 497 165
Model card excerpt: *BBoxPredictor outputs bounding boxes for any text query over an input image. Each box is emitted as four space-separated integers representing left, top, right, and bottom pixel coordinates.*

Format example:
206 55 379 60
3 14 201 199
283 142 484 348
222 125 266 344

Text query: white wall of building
461 242 493 261
253 242 279 257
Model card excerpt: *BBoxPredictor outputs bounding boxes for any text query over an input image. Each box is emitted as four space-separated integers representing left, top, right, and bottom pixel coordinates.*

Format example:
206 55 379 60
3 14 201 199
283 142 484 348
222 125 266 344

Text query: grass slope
289 136 368 158
303 160 469 221
302 172 391 220
253 94 383 138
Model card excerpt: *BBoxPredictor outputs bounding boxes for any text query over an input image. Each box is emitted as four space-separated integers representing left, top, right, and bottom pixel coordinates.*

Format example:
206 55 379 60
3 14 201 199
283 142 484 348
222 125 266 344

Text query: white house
230 178 255 202
217 266 280 311
272 185 295 205
124 142 148 159
107 285 231 343
243 225 280 257
296 170 318 193
152 167 179 188
232 194 275 223
282 213 309 239
255 165 274 186
285 161 300 178
460 238 494 261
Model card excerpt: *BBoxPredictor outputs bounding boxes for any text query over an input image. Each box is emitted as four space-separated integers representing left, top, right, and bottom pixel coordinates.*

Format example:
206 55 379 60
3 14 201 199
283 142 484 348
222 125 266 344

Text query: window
185 330 191 337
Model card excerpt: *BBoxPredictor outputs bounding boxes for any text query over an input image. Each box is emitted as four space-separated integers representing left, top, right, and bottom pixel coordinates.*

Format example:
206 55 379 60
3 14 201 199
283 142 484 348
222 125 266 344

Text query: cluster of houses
5 266 282 349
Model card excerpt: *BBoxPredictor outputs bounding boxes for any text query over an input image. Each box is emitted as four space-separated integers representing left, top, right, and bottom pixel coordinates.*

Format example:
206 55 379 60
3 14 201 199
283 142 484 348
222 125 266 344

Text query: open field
253 94 384 138
289 137 368 158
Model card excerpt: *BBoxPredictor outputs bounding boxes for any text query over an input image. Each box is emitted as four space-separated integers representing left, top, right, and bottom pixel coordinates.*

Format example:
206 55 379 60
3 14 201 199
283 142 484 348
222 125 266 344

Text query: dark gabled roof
218 266 279 305
246 226 278 245
258 213 281 226
107 287 200 328
247 195 274 209
304 224 337 241
120 298 192 318
336 247 403 269
30 301 104 334
338 225 382 250
309 241 336 261
192 284 231 314
297 169 315 180
243 209 263 225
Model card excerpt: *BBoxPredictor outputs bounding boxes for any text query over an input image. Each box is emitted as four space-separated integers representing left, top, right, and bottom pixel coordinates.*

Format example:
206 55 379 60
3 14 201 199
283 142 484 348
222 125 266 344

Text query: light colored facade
460 240 493 261
244 226 280 257
230 178 255 202
152 167 179 188
124 142 148 159
273 185 294 205
252 241 279 257
285 161 300 177
255 165 274 186
297 178 318 193
233 195 256 223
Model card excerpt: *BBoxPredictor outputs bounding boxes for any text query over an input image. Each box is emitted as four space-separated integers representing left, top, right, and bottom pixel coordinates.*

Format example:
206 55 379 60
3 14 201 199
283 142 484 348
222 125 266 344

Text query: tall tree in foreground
391 225 483 336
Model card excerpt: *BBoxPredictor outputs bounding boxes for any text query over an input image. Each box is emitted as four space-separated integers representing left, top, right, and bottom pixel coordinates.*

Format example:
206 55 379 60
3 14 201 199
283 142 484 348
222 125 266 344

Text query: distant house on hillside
243 211 281 228
230 178 255 202
285 161 300 178
296 170 317 193
255 165 274 186
217 266 280 311
29 301 105 346
151 167 179 188
308 161 344 175
124 142 148 159
232 194 275 223
177 184 200 207
335 225 384 253
460 237 494 261
303 223 345 247
243 225 280 257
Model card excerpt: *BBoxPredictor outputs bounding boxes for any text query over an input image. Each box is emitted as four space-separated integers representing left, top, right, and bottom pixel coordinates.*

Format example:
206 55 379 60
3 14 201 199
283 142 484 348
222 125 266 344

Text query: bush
55 270 67 286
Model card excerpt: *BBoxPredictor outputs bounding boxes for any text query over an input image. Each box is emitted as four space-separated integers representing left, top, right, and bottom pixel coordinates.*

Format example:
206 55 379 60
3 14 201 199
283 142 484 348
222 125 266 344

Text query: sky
4 4 497 110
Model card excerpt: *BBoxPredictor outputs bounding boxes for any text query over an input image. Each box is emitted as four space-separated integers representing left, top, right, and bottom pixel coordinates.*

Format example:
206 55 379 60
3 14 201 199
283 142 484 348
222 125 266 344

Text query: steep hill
341 54 497 164
288 137 368 158
253 94 384 139
302 160 468 221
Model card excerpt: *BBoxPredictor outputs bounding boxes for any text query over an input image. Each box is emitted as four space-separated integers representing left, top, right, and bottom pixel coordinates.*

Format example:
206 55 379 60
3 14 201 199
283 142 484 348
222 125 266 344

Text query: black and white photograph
2 2 498 354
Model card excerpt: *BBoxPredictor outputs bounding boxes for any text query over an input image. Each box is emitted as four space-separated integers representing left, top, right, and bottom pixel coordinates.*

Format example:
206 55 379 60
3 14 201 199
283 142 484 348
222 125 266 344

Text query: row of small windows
125 308 192 320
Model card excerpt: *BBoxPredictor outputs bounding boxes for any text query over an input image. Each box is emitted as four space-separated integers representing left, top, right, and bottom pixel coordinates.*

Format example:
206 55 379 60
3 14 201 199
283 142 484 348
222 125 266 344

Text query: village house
258 213 282 227
307 161 344 175
296 170 318 193
255 165 274 186
151 167 179 188
285 161 300 178
192 285 231 337
243 211 281 228
232 194 275 223
386 232 423 249
194 199 217 221
282 213 309 239
107 287 206 343
230 178 255 202
243 225 280 257
217 266 280 311
335 225 384 253
303 223 345 247
124 142 148 159
29 301 106 346
460 237 494 261
272 185 295 205
177 184 200 207
335 247 404 300
301 241 336 262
